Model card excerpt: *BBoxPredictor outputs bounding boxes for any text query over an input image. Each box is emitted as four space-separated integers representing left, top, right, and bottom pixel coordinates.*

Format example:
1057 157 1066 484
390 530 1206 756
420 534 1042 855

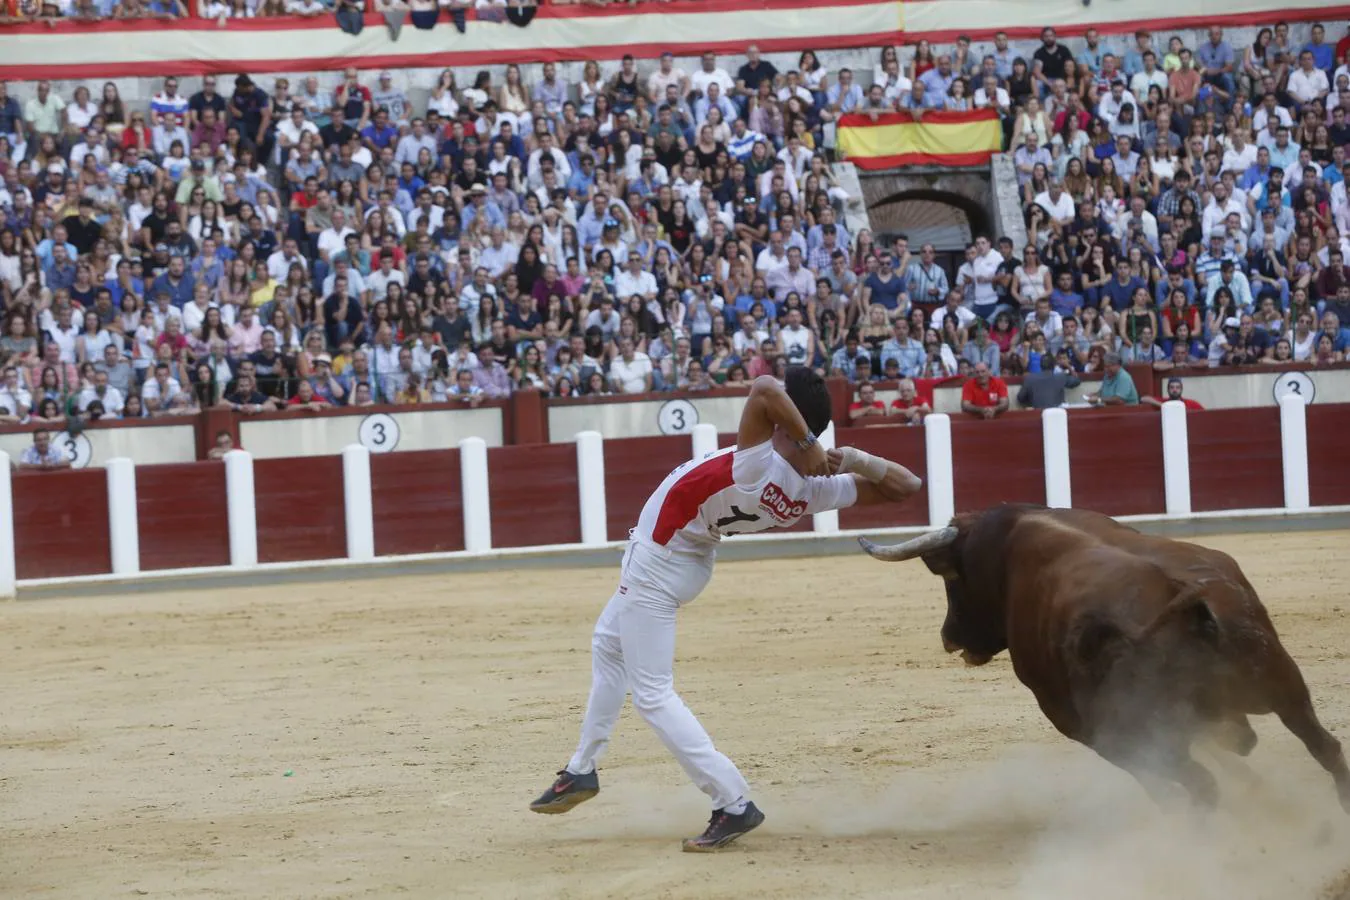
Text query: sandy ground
3 531 1350 900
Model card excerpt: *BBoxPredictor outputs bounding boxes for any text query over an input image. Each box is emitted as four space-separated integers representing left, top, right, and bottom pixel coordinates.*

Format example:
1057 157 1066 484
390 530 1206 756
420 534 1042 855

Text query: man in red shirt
1143 376 1205 410
848 381 887 421
960 362 1009 419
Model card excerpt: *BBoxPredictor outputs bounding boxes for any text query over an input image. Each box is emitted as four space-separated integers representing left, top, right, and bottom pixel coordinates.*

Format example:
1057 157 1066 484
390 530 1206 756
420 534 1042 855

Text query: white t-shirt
634 441 857 555
609 352 653 393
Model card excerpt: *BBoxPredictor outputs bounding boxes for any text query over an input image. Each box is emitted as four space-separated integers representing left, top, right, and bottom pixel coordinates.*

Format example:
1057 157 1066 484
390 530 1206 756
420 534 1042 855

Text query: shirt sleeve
804 473 859 514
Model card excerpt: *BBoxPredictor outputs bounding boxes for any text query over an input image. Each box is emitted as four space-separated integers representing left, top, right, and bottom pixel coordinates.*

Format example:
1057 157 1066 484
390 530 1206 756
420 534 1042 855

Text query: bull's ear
921 550 958 579
1155 587 1220 642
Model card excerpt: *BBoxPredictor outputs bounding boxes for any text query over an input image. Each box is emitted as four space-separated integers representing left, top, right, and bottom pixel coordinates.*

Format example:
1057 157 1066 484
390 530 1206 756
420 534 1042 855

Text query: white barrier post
1041 407 1072 509
690 422 718 460
1279 392 1310 512
106 456 140 576
1160 400 1192 516
576 431 608 546
925 413 955 527
342 444 375 561
223 450 258 567
459 436 492 553
813 421 840 534
0 452 15 599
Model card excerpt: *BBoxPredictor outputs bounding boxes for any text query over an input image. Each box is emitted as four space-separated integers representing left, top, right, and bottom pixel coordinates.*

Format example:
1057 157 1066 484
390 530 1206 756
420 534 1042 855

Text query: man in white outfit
530 367 922 850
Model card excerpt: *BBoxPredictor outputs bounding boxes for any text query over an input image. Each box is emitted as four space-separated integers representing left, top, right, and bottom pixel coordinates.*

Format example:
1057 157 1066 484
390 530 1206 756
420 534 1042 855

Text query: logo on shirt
759 483 808 522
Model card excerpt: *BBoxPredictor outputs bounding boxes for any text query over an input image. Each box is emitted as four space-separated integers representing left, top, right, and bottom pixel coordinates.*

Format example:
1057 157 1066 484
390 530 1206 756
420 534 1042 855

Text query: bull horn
857 527 957 562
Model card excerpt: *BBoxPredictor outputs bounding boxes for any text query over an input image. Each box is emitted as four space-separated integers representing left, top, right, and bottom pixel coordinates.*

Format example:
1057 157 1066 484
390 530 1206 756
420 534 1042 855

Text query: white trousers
567 540 750 810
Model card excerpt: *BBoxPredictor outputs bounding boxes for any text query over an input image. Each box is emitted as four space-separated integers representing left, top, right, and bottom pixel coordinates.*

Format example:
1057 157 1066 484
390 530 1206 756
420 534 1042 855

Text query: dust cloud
772 733 1350 900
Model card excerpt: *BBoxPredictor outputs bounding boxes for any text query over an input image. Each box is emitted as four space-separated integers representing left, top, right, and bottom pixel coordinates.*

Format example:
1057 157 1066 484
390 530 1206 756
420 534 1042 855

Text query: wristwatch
795 432 818 452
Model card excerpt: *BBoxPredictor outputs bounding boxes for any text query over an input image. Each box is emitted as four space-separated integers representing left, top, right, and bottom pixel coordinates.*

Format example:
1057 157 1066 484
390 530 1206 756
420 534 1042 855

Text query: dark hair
783 365 832 436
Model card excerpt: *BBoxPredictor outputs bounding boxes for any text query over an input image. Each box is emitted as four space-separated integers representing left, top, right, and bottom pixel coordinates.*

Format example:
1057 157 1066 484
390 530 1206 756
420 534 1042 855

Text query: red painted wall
371 449 465 556
603 435 697 541
254 456 347 564
1067 411 1167 517
951 414 1046 513
1187 407 1284 512
137 462 231 571
487 443 581 548
1308 404 1350 508
14 469 111 579
836 426 929 530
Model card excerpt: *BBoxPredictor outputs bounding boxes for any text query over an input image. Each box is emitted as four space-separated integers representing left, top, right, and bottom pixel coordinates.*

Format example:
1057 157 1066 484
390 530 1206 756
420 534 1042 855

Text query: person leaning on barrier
18 429 70 472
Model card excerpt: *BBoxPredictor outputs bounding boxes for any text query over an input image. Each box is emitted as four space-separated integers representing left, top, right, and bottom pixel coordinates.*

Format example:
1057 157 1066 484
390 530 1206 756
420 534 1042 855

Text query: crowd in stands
1 22 1350 429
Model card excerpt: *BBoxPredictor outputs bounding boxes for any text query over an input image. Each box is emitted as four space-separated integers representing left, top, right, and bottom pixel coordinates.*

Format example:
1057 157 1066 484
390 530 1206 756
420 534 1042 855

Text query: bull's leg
1090 729 1219 812
1165 747 1220 811
1275 697 1350 814
1210 714 1259 757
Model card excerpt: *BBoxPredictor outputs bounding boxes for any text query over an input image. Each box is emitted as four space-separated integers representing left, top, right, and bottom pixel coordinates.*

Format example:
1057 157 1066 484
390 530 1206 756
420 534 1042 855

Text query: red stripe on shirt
651 452 735 546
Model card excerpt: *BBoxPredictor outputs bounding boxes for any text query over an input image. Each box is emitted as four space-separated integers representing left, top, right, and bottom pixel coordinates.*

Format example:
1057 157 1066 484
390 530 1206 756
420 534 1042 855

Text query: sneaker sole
680 813 765 852
529 788 598 815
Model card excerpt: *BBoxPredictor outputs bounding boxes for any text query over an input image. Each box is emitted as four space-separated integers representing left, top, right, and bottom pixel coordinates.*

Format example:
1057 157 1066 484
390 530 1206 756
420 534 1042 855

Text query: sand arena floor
3 530 1350 899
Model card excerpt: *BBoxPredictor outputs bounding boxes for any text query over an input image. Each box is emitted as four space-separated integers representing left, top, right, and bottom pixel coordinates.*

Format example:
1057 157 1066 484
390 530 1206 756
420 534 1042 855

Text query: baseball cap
314 353 333 365
47 162 63 173
154 242 169 253
1223 316 1241 329
379 70 392 79
191 159 205 170
1209 227 1226 239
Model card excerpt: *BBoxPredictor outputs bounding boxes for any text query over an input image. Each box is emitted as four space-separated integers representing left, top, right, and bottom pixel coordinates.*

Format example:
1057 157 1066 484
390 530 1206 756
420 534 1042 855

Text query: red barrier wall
487 443 581 548
137 462 231 571
836 426 929 530
13 469 111 580
603 435 697 542
951 414 1046 513
1187 407 1284 512
371 449 465 556
1068 411 1167 517
254 456 347 564
1308 404 1350 508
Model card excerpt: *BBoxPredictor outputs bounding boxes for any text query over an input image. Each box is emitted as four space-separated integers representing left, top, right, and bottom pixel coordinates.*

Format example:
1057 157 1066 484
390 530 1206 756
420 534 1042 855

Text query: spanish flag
837 109 1003 170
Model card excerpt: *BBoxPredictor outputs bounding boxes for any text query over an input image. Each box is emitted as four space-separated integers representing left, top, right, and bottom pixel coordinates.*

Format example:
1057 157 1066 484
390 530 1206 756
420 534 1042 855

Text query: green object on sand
283 770 294 777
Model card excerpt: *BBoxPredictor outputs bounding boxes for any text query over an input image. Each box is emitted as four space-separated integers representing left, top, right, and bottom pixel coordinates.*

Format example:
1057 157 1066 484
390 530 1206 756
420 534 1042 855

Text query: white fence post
813 421 840 534
925 413 955 527
690 422 718 460
1279 392 1310 511
576 431 608 546
1160 400 1192 516
0 452 15 598
106 456 140 576
459 436 492 553
1041 408 1072 509
342 444 375 561
223 449 258 567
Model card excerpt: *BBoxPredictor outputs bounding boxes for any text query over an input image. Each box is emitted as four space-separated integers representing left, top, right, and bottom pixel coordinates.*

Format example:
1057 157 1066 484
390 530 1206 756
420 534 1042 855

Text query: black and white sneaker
681 802 765 852
529 769 599 814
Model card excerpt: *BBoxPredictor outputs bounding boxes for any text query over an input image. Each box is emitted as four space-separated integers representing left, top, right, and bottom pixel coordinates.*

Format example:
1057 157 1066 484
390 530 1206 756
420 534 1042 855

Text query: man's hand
826 447 844 473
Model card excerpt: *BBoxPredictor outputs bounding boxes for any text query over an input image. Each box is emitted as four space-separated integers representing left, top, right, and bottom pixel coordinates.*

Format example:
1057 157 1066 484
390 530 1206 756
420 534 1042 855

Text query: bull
860 503 1350 812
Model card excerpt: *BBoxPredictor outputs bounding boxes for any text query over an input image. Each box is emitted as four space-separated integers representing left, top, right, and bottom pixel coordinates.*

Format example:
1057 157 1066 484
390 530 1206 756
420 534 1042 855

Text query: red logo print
759 483 808 521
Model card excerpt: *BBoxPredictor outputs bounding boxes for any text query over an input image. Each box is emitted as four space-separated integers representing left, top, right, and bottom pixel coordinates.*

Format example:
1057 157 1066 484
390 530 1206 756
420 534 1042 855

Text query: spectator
848 381 886 421
18 429 69 471
960 362 1009 419
1086 352 1140 406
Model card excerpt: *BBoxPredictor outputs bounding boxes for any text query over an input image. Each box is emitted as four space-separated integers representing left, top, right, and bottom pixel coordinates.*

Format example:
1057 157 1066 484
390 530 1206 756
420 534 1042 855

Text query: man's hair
783 365 832 436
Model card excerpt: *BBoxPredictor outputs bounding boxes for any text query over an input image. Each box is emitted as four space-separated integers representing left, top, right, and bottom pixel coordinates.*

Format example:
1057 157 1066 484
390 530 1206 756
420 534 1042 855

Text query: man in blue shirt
1101 258 1145 312
879 319 925 377
360 106 399 153
1304 23 1335 73
150 254 196 308
1048 270 1083 319
1195 25 1237 101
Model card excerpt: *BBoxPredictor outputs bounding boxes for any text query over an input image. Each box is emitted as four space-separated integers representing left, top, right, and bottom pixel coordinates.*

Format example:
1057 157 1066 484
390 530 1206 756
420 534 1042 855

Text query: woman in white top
1287 313 1317 361
872 46 900 91
254 189 281 232
461 71 491 114
132 308 159 377
498 64 532 134
66 86 100 133
797 50 829 95
1011 97 1051 151
189 199 231 246
76 310 120 363
1011 245 1052 310
428 69 460 118
704 105 732 146
578 60 604 118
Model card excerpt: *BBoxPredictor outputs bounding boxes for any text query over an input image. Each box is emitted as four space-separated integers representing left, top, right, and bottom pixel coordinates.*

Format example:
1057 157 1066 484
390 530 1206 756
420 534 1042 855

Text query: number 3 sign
52 431 93 469
657 398 699 435
358 413 401 453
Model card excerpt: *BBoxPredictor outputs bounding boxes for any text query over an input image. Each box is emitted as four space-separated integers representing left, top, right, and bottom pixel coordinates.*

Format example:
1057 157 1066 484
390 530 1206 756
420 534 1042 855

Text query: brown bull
861 503 1350 812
